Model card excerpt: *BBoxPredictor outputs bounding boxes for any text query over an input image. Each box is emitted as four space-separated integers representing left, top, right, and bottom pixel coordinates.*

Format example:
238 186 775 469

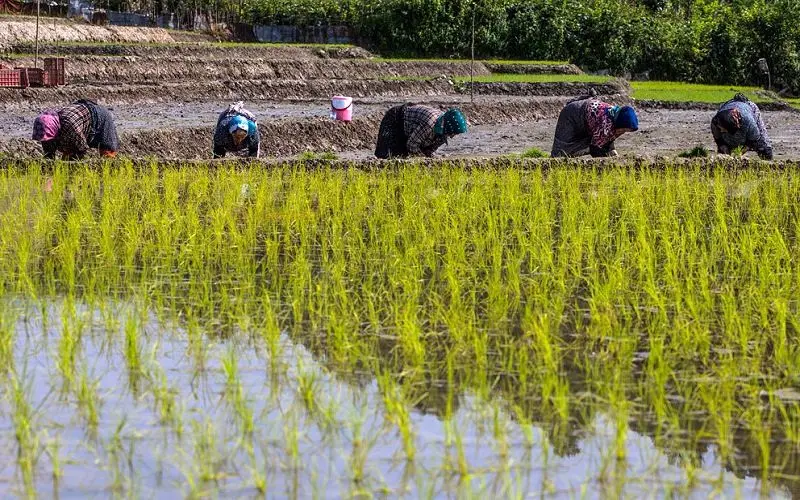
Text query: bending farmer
32 99 119 160
551 96 638 157
213 102 260 158
711 93 773 160
375 104 468 159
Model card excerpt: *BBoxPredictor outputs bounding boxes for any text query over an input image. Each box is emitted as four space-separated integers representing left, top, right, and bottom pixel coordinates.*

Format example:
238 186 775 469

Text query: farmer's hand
717 144 731 155
609 149 619 157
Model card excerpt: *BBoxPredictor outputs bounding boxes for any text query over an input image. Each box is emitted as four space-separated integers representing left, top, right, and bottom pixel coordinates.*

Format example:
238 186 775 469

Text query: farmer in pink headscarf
32 99 119 160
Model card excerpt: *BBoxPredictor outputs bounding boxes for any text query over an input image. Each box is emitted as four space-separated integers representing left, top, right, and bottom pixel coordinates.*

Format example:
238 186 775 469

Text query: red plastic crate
0 68 22 87
23 68 45 87
44 57 65 86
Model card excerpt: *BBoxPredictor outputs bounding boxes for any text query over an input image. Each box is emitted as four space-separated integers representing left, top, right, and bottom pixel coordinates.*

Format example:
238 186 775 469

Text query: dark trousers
375 104 410 159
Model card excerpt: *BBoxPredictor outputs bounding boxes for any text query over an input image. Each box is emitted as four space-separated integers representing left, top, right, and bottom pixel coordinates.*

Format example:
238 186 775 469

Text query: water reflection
0 298 794 498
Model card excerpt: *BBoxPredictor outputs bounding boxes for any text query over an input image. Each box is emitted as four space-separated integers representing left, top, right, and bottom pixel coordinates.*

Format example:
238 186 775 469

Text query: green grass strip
454 73 612 83
630 81 770 103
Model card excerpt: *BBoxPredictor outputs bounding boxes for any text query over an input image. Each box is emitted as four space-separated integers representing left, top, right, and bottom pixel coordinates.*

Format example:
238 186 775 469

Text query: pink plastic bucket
331 95 353 121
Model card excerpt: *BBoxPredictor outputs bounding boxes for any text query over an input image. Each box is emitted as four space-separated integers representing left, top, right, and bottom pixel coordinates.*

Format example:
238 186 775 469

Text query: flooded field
2 158 800 497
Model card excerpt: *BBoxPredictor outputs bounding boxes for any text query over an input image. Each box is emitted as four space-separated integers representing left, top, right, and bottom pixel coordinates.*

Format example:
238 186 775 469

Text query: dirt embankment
0 99 569 159
0 78 631 106
4 155 799 172
457 80 630 97
0 78 459 105
1 56 491 84
0 19 211 49
635 99 799 113
484 63 583 75
6 42 373 60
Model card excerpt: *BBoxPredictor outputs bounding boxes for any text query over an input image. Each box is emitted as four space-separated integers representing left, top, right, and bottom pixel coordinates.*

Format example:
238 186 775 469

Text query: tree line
106 0 800 94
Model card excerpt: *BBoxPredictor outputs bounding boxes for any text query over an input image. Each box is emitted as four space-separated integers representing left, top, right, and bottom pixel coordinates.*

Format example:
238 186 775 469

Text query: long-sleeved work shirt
712 99 773 159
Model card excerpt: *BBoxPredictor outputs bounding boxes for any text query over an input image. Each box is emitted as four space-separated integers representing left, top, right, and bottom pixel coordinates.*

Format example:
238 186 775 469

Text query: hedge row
247 0 800 94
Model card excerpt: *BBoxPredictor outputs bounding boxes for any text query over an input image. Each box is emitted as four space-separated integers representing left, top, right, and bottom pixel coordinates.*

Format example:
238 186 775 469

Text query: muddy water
1 300 782 498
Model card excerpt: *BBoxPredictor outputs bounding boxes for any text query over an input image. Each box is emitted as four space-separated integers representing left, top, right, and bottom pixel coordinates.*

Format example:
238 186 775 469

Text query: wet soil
2 104 797 161
483 63 583 75
0 97 573 158
0 78 457 105
6 43 374 60
457 80 630 97
0 78 634 105
1 56 491 84
339 109 800 161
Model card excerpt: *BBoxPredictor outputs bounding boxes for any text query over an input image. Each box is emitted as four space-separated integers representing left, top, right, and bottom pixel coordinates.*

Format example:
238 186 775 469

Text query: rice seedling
221 346 255 437
145 356 184 438
678 145 710 158
9 369 41 499
518 146 550 158
75 365 101 433
297 151 339 161
3 157 800 496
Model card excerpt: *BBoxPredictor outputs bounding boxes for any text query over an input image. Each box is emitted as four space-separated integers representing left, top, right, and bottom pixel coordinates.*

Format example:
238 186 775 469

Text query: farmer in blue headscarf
375 104 468 159
213 101 260 158
551 94 639 157
711 93 773 160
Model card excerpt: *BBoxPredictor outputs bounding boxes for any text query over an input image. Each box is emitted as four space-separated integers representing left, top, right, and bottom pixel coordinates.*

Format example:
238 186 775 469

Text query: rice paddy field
4 157 800 498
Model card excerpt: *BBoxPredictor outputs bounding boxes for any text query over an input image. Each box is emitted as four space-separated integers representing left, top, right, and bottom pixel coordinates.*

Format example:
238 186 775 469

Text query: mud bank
1 56 491 84
635 99 799 113
0 19 212 48
4 155 799 173
0 78 457 105
457 80 630 97
483 63 583 75
6 42 373 60
0 78 632 105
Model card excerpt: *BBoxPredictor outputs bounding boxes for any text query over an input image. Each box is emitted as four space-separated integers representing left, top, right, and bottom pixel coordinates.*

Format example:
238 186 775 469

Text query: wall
252 25 351 44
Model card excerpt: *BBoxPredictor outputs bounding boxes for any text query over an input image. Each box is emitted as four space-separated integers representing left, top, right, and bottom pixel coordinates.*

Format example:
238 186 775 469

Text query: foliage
243 0 800 94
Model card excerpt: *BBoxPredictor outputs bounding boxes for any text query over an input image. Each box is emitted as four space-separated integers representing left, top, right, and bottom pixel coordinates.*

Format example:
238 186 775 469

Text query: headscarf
434 108 468 136
613 105 639 131
228 115 249 135
717 108 742 132
32 111 61 142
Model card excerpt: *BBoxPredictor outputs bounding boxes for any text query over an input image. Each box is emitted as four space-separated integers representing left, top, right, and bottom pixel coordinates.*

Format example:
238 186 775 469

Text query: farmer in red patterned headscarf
32 99 119 160
551 95 639 158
